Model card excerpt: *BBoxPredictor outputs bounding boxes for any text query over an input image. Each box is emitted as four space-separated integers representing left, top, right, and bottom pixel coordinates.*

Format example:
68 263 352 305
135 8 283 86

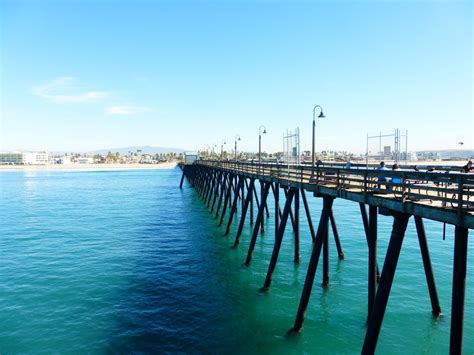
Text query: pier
180 160 473 353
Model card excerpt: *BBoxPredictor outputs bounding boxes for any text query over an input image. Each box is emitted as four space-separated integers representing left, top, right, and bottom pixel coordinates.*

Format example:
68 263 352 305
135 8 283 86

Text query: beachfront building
77 157 93 164
0 152 23 164
0 151 49 165
58 156 73 164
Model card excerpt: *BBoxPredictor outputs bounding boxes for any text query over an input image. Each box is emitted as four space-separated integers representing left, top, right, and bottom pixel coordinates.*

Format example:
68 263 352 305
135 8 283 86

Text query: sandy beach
0 162 178 171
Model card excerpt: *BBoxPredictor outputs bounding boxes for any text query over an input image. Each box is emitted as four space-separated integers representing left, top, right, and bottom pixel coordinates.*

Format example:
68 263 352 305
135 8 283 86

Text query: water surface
0 168 472 353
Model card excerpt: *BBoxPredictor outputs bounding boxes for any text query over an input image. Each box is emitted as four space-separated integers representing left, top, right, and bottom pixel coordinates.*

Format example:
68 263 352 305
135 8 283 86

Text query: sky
1 0 472 154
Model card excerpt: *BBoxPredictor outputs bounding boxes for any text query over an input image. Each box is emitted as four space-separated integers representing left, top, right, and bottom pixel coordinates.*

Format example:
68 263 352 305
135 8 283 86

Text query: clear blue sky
1 0 472 154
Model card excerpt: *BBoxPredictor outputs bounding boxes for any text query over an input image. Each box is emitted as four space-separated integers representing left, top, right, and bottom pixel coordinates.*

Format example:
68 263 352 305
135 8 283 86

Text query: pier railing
197 159 474 228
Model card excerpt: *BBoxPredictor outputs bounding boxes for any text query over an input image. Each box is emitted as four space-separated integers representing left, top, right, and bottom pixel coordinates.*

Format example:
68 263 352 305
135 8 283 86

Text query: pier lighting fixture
211 144 217 159
312 105 325 172
259 125 267 170
221 140 226 160
235 135 241 161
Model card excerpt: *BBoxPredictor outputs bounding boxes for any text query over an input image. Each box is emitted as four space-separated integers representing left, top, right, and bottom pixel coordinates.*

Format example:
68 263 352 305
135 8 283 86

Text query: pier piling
293 196 334 331
449 226 469 354
329 210 344 259
294 188 300 263
245 182 271 265
368 206 378 319
414 216 442 316
234 179 255 246
262 188 296 290
362 213 411 354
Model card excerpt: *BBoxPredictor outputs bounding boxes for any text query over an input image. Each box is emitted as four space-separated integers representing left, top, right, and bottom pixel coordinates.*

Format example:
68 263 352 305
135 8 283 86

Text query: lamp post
221 140 226 160
312 105 325 170
258 125 267 173
258 125 267 234
234 135 241 161
258 125 267 166
211 144 216 159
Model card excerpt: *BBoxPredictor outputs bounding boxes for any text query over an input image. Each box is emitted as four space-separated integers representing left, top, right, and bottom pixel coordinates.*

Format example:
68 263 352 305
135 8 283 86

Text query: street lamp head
313 105 325 120
263 128 267 134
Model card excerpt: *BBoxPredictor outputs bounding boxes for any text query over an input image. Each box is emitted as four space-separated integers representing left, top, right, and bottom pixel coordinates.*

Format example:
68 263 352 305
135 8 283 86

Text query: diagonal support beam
179 169 185 188
234 179 256 246
414 216 441 316
261 188 296 290
245 182 271 265
219 175 234 226
329 210 344 259
362 213 411 354
360 203 381 280
292 196 334 331
224 176 244 235
301 189 316 242
215 173 228 219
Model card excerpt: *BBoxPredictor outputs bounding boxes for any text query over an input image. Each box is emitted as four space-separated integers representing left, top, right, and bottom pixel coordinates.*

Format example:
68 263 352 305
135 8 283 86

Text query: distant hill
87 146 186 155
417 149 474 159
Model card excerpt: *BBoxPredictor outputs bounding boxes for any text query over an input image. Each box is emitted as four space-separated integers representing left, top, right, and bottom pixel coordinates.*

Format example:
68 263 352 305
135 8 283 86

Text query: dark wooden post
449 226 468 354
414 216 441 316
360 203 380 280
274 182 279 242
294 188 300 263
329 210 344 259
322 221 329 287
292 196 334 331
262 188 296 290
234 179 255 245
300 189 316 242
260 180 265 234
219 175 234 226
368 206 378 319
245 182 271 265
225 176 244 235
362 213 411 354
179 168 185 188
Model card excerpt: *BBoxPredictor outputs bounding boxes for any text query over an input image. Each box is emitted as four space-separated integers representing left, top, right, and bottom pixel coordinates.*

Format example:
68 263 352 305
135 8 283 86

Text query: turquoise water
0 168 472 353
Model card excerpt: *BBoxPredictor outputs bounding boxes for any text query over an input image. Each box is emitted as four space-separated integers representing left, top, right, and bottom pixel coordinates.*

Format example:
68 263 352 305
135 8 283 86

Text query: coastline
0 160 469 172
0 162 178 171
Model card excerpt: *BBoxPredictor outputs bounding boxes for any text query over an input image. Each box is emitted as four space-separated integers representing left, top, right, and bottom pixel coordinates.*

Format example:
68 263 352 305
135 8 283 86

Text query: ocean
0 168 472 353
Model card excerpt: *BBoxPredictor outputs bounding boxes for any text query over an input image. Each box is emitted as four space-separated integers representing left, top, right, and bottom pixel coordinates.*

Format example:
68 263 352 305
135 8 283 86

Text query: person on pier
376 161 388 189
460 160 473 173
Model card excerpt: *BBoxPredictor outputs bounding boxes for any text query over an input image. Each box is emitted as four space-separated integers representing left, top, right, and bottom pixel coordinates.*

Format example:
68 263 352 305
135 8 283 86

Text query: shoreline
0 162 178 171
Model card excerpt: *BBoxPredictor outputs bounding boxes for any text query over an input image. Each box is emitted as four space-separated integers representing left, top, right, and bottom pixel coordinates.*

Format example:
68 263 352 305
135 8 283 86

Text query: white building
58 156 73 164
77 157 93 164
0 151 49 165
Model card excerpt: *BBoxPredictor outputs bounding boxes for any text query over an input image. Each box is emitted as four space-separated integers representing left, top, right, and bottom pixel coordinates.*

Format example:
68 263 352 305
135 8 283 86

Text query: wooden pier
180 160 473 353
